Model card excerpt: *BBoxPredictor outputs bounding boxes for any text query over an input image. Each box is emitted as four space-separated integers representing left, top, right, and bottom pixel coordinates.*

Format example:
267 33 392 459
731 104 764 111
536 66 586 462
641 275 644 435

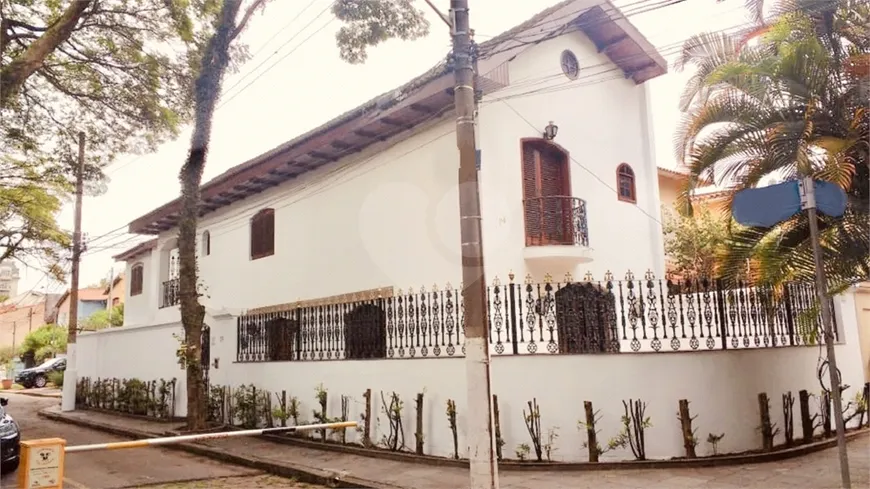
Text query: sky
16 0 758 296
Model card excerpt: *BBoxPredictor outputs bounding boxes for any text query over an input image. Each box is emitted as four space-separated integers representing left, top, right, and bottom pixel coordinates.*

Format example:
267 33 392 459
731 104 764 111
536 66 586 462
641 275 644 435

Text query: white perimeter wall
77 291 867 462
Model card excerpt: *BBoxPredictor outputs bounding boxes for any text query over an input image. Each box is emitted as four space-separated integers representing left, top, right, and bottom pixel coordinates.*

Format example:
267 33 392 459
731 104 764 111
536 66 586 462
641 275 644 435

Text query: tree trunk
0 0 92 106
178 0 243 431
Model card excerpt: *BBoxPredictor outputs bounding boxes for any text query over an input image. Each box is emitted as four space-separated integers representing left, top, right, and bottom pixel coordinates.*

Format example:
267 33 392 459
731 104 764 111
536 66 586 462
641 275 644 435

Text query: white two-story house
85 0 868 462
114 0 667 329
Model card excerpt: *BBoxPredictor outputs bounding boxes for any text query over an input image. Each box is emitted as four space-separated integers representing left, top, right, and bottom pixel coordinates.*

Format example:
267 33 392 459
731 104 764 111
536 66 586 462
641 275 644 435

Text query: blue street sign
732 179 847 228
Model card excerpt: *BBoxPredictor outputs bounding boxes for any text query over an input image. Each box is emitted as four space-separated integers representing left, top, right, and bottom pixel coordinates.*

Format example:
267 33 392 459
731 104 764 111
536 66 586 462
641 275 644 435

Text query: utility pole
28 307 33 333
61 132 85 412
801 177 851 488
449 1 498 487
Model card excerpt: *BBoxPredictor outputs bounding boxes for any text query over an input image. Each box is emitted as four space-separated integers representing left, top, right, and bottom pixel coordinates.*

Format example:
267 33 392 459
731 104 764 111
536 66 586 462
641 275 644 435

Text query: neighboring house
104 275 125 307
0 261 20 299
79 0 867 464
0 292 46 350
55 288 108 327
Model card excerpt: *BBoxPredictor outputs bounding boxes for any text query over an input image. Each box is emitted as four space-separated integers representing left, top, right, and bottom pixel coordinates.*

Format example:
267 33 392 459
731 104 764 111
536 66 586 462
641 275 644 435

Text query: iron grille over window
250 208 275 260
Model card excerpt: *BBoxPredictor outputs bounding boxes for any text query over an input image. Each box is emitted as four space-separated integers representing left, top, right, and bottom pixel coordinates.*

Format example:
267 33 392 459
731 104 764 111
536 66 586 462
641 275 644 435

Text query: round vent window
560 50 579 80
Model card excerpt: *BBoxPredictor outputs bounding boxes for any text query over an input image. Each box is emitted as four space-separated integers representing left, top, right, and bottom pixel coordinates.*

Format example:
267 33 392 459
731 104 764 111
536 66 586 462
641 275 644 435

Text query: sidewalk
1 387 62 398
41 407 869 489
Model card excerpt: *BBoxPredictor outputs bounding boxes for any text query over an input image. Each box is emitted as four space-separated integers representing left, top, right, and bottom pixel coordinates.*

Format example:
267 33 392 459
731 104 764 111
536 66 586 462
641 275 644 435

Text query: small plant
314 384 328 441
707 432 725 455
523 398 543 462
544 427 559 462
608 399 651 461
493 395 504 460
46 370 64 388
380 391 405 452
446 399 459 459
515 443 530 461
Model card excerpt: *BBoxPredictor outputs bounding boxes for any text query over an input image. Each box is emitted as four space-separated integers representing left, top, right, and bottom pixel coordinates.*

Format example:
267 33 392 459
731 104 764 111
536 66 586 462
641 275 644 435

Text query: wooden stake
493 395 503 460
363 388 372 448
415 393 424 455
782 392 794 446
584 401 598 463
758 392 774 451
678 399 697 458
799 389 813 443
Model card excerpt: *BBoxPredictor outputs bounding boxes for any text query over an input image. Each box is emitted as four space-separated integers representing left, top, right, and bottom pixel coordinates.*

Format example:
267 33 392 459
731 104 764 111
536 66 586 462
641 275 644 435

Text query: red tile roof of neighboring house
126 0 668 235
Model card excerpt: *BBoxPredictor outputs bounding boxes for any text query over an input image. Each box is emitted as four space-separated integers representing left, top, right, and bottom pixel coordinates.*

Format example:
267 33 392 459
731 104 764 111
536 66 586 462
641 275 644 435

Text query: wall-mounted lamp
543 121 558 141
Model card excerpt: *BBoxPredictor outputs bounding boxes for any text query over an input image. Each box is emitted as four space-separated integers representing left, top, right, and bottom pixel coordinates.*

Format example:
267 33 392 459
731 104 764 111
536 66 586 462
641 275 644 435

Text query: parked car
0 398 20 473
14 357 66 389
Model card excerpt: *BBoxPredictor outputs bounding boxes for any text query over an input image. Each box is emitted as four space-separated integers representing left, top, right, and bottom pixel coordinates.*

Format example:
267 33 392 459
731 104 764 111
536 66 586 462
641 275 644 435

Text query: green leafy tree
174 0 429 429
19 324 67 363
81 304 124 331
662 205 732 279
674 0 869 286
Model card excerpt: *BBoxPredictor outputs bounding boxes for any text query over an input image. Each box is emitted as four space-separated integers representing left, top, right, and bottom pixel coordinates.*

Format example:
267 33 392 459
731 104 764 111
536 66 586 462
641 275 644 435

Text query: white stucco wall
119 25 663 327
76 290 868 461
477 29 663 283
122 251 156 327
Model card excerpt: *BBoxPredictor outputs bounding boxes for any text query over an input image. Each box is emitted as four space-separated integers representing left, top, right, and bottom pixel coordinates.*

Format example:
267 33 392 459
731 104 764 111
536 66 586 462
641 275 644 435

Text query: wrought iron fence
161 278 180 308
236 271 835 362
523 196 589 247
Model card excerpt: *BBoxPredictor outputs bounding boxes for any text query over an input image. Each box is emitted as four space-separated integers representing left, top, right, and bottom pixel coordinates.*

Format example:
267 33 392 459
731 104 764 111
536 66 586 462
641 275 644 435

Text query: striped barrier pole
64 420 358 453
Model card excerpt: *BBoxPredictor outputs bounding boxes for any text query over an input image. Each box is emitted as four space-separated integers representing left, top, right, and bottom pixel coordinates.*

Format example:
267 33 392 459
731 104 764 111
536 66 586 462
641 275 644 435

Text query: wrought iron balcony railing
523 196 588 247
161 278 180 308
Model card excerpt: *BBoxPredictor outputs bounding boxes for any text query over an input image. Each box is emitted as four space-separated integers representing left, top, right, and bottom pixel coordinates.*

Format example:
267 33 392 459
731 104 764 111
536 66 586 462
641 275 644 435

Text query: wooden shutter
251 209 275 259
130 265 143 296
522 144 542 245
539 148 567 243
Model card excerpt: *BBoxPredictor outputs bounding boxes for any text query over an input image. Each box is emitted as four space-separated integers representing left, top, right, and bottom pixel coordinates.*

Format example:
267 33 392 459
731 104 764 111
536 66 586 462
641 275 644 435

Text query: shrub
47 370 64 387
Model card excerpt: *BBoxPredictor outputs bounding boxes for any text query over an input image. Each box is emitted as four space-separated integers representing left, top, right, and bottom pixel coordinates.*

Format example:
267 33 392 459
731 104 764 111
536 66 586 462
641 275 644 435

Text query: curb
38 409 408 489
260 427 870 471
1 389 62 399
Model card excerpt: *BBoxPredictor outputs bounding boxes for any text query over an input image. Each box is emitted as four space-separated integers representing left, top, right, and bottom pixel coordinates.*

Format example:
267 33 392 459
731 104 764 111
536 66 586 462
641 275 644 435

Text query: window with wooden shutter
250 208 275 260
617 164 636 203
130 264 144 296
521 139 572 245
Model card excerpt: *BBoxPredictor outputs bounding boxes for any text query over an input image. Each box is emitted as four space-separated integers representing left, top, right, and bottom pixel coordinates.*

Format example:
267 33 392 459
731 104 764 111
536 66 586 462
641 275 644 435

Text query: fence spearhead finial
492 276 501 287
583 271 594 282
645 269 655 281
625 270 635 281
543 273 553 284
508 270 515 282
604 270 614 282
524 273 534 285
564 272 573 283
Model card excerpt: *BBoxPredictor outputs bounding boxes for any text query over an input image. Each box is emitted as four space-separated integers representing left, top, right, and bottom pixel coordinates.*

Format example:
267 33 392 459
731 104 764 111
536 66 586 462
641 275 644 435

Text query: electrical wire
106 2 337 177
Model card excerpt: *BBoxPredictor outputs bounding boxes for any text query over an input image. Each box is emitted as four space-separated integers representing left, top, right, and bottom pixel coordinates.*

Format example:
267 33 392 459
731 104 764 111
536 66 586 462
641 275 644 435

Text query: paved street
0 395 321 488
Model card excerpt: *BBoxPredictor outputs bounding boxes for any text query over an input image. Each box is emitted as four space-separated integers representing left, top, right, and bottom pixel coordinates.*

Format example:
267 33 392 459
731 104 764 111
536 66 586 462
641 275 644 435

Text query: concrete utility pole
61 132 85 412
449 0 499 487
801 177 851 488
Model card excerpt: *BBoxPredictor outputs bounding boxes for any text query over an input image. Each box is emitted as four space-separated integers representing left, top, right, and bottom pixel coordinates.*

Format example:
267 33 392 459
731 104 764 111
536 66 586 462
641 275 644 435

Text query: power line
106 2 337 177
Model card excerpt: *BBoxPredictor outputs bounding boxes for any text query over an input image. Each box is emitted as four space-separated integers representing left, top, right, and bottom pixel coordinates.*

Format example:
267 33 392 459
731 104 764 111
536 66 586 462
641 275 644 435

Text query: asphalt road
0 394 320 488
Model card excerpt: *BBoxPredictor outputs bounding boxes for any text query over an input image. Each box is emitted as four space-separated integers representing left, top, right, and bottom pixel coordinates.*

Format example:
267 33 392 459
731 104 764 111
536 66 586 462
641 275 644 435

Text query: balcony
522 196 592 266
161 278 180 308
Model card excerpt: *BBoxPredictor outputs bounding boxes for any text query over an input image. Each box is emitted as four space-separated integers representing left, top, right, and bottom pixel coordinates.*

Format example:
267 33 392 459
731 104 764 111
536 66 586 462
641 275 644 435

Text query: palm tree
674 0 869 287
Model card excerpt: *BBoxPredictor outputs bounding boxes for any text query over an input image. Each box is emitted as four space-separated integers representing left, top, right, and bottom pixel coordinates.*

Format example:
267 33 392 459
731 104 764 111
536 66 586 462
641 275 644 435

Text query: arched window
521 138 572 245
250 208 275 260
130 263 144 296
616 163 636 203
202 231 211 256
